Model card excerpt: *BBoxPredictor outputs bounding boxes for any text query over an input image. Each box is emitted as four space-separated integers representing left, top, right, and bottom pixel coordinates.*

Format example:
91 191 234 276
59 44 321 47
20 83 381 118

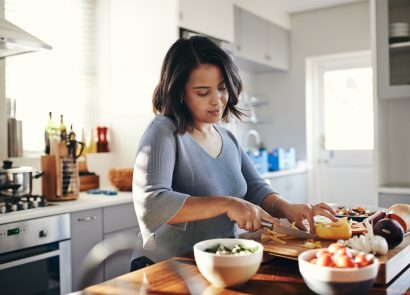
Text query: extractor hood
0 17 51 58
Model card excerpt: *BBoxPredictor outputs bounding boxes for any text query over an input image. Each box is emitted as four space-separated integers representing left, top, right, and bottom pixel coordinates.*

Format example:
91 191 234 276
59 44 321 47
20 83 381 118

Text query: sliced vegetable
315 217 352 240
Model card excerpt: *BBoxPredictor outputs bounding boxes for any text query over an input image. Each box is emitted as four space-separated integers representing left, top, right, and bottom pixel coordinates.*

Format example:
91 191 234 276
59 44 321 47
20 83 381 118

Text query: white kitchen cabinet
179 0 234 42
266 173 308 204
102 203 139 280
374 0 410 99
70 203 139 290
70 208 104 291
372 0 410 206
232 6 290 72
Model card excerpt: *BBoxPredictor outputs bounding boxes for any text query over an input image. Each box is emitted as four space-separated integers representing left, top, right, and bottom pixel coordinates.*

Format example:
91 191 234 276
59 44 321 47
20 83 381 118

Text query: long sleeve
133 121 189 250
240 147 277 206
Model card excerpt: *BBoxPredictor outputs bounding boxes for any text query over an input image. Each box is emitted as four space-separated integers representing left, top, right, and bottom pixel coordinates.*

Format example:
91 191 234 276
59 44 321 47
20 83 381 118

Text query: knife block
41 155 79 201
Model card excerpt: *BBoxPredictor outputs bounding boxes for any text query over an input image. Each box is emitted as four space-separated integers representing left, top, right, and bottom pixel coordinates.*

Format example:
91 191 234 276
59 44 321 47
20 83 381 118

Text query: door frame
305 50 372 204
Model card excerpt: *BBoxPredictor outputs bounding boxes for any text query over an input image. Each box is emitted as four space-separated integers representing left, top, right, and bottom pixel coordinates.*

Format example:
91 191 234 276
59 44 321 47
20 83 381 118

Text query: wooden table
83 253 410 295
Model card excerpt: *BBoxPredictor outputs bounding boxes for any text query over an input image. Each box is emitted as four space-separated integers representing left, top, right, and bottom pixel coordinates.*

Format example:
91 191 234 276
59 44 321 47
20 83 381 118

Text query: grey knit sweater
132 115 276 262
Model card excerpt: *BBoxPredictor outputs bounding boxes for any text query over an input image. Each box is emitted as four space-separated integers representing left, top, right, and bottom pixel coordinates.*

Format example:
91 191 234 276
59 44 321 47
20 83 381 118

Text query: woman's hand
279 201 337 233
226 197 280 231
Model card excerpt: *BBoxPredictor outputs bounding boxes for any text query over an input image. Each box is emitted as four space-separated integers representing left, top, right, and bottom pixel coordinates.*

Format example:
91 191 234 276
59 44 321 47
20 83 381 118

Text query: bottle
44 112 57 154
58 115 68 158
86 128 97 154
60 115 67 141
81 128 88 155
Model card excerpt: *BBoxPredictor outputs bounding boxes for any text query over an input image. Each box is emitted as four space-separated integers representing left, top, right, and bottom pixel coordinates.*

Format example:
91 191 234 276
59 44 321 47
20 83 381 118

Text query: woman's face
183 64 228 125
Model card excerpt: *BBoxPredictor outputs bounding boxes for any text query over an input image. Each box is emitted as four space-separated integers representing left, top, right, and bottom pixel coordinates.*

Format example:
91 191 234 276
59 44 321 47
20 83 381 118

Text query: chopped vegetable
303 239 322 249
315 217 352 240
261 229 287 244
205 243 258 255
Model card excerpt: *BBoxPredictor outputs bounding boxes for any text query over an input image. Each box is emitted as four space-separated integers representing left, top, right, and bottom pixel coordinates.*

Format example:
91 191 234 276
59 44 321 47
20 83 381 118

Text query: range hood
0 17 51 58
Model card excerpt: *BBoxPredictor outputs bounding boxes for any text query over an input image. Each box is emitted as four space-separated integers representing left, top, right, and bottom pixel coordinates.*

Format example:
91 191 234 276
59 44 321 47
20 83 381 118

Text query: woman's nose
211 90 223 104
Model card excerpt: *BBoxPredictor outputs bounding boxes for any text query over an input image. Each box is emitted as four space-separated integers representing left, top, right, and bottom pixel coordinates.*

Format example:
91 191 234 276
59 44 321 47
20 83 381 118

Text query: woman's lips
208 109 221 116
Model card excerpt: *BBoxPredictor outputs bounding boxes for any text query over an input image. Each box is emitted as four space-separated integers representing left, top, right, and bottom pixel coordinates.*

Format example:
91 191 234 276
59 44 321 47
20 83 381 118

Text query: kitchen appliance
0 194 49 214
0 17 51 58
0 160 43 198
0 214 71 294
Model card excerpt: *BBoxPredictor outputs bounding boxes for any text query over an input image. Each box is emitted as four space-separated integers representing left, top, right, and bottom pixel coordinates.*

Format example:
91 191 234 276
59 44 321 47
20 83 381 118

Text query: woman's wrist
262 193 290 219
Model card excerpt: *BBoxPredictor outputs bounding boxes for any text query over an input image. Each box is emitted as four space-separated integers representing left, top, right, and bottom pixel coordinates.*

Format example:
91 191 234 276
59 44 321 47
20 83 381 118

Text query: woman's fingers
316 202 337 215
260 209 280 226
314 206 338 222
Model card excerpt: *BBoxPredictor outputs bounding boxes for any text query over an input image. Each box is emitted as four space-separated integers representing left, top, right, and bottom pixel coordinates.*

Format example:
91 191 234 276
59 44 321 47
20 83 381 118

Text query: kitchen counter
0 191 133 224
82 252 410 295
261 161 308 179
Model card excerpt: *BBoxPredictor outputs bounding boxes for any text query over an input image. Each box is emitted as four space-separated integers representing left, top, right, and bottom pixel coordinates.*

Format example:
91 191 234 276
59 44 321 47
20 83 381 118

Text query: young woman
131 36 336 270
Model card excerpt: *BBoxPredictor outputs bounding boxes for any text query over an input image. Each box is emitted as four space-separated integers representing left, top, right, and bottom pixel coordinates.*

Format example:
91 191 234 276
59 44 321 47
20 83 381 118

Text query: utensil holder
41 155 79 201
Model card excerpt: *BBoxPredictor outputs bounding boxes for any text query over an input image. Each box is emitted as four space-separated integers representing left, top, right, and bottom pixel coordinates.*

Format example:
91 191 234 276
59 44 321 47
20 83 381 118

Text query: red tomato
317 254 333 267
354 254 370 267
316 249 330 258
334 255 355 268
328 243 345 254
333 248 352 260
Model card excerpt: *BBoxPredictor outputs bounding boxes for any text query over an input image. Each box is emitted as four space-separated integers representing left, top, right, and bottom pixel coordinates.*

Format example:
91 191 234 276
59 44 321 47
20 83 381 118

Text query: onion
388 204 410 232
374 219 404 249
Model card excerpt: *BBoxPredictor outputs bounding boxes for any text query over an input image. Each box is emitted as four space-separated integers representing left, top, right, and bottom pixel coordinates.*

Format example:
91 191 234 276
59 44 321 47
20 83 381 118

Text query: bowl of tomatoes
298 243 379 295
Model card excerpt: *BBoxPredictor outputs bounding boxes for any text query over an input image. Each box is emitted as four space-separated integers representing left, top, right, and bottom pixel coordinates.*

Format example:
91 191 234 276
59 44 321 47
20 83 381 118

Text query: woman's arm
168 195 279 231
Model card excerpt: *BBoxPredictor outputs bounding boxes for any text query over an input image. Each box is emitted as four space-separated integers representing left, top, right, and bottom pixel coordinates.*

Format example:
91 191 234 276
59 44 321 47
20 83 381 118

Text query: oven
0 214 71 295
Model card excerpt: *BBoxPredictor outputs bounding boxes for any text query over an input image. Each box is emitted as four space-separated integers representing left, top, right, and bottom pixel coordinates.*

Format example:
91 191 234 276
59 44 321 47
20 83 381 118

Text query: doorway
306 51 375 206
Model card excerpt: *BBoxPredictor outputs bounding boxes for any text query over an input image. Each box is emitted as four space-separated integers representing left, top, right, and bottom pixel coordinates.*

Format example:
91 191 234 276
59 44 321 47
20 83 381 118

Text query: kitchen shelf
378 183 410 194
389 41 410 53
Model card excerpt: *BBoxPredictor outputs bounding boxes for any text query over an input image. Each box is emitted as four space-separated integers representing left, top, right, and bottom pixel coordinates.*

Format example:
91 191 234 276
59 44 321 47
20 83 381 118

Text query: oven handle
0 249 60 270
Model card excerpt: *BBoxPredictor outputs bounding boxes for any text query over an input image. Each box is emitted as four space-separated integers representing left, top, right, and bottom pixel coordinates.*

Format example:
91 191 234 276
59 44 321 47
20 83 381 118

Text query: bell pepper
315 217 352 240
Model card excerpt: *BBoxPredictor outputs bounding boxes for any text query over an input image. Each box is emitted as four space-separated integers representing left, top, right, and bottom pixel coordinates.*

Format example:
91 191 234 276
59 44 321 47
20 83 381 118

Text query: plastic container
247 148 268 174
268 148 296 171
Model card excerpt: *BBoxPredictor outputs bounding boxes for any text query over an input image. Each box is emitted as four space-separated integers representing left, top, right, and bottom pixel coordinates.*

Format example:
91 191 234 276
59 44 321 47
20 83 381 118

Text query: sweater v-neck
186 125 224 160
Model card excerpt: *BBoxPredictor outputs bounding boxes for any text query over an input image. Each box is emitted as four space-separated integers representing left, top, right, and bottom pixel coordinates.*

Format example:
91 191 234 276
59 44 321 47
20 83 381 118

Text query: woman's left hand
279 201 338 233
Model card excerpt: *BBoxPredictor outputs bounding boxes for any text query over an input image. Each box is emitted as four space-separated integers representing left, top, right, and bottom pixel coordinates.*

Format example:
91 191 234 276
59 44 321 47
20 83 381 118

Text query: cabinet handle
78 215 97 222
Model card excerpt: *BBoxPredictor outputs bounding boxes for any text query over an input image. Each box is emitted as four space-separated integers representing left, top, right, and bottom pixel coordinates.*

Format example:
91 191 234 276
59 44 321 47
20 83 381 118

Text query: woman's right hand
225 197 280 231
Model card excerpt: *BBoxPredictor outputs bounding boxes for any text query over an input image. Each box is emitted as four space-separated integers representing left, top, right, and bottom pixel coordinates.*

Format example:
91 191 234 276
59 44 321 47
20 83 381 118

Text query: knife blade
261 220 319 240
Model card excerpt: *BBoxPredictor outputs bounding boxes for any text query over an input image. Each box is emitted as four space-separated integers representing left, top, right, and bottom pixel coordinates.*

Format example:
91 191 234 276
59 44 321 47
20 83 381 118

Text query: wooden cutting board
262 234 410 285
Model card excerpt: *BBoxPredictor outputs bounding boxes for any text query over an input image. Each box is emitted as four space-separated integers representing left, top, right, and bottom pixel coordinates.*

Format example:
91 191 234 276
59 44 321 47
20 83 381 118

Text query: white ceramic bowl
193 238 263 287
298 249 379 295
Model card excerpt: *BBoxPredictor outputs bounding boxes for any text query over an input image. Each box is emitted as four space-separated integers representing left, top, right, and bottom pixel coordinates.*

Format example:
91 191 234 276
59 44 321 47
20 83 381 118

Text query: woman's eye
218 85 227 91
197 92 208 97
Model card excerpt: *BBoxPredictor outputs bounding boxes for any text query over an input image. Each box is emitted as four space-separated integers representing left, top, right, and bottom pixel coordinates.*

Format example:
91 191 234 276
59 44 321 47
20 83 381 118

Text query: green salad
205 243 258 255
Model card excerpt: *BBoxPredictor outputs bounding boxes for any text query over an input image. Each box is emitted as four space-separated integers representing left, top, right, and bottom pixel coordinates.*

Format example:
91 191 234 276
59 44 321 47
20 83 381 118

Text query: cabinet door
375 0 410 99
103 227 140 280
267 174 308 204
103 203 138 234
179 0 234 42
267 22 290 71
70 208 103 291
237 8 266 64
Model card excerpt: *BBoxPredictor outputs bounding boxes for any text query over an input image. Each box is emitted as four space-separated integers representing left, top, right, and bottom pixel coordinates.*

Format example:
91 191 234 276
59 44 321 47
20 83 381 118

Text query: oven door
0 240 71 295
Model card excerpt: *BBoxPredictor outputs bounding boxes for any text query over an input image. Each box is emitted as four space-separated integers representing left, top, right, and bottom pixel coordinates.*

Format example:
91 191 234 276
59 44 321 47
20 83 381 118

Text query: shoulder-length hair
152 35 244 134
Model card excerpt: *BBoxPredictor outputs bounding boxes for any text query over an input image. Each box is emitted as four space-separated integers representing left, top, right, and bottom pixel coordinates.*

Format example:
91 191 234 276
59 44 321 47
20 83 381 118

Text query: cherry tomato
334 255 355 268
328 243 345 254
316 254 333 267
333 248 352 260
354 254 370 267
316 249 330 258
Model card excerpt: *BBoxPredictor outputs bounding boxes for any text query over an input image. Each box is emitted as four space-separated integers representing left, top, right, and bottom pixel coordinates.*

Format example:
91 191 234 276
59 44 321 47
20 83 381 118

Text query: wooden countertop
83 253 410 295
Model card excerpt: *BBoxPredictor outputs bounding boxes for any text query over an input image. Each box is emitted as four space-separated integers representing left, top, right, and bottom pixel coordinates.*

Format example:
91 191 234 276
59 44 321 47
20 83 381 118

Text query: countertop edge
0 191 133 225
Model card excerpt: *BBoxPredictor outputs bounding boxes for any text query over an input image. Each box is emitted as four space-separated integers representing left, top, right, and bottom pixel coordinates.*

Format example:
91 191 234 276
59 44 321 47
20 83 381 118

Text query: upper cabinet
232 7 290 72
179 0 234 43
374 0 410 99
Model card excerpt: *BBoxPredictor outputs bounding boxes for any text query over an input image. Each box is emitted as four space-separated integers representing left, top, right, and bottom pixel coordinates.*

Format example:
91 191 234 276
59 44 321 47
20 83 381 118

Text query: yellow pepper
315 217 352 240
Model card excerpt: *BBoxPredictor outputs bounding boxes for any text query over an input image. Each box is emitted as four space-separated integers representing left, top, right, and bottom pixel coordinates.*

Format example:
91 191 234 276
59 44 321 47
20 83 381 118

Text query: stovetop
0 195 50 214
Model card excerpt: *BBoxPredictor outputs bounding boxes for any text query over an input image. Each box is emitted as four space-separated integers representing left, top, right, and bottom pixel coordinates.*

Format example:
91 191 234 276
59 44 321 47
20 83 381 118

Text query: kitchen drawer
103 203 138 234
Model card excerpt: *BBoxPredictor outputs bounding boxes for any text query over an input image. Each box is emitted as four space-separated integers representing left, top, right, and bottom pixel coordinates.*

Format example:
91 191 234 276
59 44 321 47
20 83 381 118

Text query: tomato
354 254 370 267
334 255 355 268
333 248 352 260
316 254 333 267
328 243 345 254
316 249 330 258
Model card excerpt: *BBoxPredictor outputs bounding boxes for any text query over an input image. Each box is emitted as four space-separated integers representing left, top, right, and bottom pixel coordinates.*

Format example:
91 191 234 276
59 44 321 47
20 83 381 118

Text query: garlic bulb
348 220 388 256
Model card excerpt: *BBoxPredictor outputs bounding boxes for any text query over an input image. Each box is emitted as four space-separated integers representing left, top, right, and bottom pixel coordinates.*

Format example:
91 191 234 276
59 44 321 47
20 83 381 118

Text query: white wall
96 0 179 169
0 0 6 161
255 1 371 161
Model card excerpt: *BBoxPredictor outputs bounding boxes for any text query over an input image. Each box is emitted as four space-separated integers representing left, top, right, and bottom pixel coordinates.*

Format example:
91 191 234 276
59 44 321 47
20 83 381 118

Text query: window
323 67 374 150
5 0 96 153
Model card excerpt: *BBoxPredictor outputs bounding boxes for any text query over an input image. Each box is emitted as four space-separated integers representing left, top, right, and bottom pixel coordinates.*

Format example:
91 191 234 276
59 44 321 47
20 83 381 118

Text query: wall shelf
390 41 410 53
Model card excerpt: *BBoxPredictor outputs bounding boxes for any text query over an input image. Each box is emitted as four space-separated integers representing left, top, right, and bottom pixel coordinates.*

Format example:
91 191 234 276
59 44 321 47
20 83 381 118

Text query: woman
131 36 336 270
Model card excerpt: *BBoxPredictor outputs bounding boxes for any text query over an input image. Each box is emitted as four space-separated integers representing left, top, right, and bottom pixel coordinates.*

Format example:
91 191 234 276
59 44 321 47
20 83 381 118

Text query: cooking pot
0 160 44 197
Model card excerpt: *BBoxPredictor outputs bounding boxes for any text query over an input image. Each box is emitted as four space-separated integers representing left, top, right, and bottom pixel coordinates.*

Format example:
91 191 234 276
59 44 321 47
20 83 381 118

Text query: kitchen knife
261 220 319 240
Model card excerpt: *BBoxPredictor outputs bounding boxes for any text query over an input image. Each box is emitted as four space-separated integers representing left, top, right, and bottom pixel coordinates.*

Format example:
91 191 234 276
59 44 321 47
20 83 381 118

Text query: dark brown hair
152 36 244 134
